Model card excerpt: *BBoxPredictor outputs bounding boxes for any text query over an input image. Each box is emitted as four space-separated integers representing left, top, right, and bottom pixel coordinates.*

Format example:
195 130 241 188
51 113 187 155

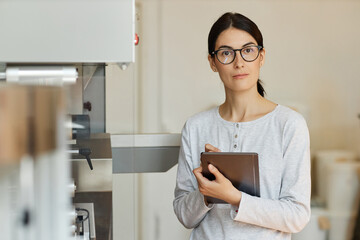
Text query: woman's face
208 27 265 95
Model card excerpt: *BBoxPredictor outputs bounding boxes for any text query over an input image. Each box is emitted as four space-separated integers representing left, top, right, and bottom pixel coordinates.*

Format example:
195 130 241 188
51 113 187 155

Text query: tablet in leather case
200 152 260 204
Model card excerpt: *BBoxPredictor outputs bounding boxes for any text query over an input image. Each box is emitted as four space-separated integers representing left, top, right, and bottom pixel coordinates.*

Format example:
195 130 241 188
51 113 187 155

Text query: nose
233 50 245 68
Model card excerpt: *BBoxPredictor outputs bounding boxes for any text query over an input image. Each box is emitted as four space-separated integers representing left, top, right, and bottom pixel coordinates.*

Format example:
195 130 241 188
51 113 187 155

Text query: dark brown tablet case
200 152 260 204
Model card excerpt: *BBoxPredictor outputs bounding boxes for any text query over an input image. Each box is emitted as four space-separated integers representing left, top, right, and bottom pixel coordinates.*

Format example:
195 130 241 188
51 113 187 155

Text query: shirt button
234 144 237 148
235 134 238 138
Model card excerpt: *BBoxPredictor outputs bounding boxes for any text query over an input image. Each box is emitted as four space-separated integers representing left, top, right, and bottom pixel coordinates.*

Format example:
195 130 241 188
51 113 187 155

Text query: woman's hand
205 143 221 152
193 164 242 207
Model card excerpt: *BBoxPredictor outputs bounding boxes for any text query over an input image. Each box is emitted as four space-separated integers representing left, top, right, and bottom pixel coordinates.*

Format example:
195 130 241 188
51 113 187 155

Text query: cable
75 207 91 240
75 208 89 222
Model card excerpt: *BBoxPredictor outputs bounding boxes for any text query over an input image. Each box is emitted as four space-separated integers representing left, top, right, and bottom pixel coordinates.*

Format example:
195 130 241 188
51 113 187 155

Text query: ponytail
257 79 266 97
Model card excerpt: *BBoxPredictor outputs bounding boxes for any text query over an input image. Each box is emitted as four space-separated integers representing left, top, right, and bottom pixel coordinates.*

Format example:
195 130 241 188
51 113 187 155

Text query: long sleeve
173 122 213 229
232 116 311 233
173 105 310 240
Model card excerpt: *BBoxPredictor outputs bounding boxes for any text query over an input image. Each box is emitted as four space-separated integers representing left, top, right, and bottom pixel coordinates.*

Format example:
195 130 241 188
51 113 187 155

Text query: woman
173 12 311 240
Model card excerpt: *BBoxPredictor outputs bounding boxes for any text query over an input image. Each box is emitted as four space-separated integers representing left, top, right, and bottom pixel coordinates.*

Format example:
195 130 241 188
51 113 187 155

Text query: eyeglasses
211 45 263 64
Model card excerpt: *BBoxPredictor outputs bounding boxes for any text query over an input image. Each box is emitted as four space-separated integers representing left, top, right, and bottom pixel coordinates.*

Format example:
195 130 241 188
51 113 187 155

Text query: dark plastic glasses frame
211 46 263 64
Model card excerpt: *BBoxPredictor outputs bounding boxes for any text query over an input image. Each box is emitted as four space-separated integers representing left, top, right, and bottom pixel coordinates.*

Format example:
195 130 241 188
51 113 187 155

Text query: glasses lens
216 49 235 64
241 46 260 62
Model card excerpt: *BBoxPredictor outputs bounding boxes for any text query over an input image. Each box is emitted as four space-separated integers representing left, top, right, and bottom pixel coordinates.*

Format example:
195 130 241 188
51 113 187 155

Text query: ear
208 54 218 72
259 48 266 68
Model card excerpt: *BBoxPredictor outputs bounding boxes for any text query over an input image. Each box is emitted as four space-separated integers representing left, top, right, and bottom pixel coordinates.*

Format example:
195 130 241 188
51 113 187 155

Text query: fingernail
208 164 214 171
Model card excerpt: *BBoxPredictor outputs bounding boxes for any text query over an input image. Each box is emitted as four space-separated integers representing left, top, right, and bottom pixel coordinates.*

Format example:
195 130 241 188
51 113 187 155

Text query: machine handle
79 148 93 170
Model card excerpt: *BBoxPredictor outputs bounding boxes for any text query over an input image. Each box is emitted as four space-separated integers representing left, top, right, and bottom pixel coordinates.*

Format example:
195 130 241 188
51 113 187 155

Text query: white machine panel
0 0 134 63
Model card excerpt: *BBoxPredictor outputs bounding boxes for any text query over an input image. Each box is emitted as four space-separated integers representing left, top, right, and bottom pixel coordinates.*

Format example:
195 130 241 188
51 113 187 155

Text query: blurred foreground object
0 85 73 240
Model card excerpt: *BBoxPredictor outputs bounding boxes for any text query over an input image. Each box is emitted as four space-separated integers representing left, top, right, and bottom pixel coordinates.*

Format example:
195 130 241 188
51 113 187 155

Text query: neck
219 87 270 122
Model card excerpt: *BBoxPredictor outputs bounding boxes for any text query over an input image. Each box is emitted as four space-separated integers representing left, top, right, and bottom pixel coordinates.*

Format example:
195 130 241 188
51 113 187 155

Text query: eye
220 49 234 57
223 50 231 56
243 47 255 54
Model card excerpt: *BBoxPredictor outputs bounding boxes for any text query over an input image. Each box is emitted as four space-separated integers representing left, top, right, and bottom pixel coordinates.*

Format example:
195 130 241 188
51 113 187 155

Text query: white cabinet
0 0 134 64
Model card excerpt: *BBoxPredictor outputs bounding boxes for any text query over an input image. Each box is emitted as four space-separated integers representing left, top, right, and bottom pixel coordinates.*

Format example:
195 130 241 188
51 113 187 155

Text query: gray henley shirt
173 105 311 240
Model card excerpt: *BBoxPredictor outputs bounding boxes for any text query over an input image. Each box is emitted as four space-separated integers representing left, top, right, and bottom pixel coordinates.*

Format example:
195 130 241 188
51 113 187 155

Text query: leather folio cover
200 152 260 204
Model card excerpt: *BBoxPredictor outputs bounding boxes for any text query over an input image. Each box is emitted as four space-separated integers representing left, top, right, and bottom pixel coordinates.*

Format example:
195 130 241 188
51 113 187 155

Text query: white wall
107 1 360 239
147 0 360 152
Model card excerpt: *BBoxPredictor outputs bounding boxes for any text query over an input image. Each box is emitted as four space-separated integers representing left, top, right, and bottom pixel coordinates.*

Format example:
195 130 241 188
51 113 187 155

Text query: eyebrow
218 42 257 49
243 42 257 47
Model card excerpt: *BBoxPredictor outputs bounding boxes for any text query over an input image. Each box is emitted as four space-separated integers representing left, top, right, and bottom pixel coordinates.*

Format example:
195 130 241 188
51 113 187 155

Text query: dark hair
208 12 266 97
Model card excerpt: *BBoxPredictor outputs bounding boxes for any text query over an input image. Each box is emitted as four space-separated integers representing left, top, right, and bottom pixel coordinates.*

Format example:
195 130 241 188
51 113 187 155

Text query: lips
232 73 249 79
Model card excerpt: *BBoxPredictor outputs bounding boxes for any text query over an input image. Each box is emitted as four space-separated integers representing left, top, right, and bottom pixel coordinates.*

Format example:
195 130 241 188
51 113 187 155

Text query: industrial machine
0 1 180 240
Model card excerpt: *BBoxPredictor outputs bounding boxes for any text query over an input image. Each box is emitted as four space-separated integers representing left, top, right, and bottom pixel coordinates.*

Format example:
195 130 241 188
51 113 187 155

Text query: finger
193 167 204 180
193 166 202 174
205 144 217 152
205 144 221 152
193 168 210 189
208 164 225 181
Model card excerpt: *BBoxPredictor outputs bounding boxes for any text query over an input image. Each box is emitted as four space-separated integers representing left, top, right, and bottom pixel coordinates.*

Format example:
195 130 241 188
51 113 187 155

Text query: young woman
173 12 311 239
